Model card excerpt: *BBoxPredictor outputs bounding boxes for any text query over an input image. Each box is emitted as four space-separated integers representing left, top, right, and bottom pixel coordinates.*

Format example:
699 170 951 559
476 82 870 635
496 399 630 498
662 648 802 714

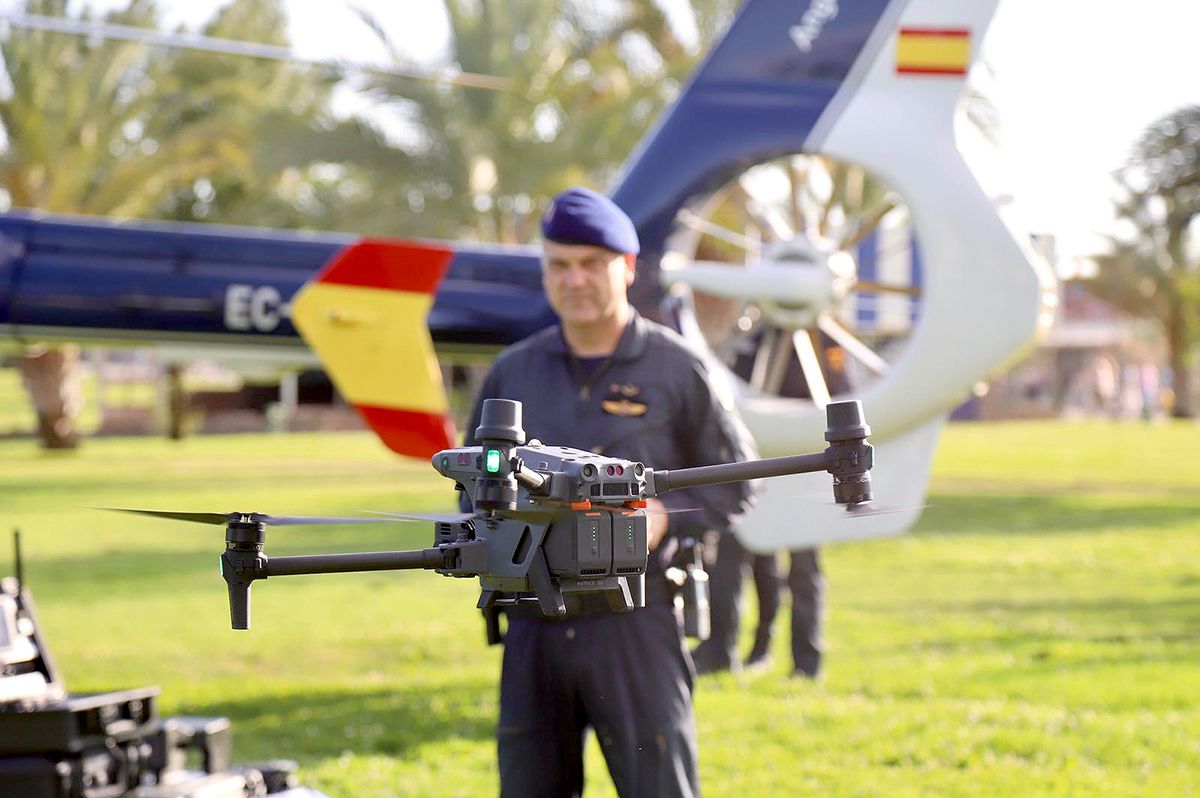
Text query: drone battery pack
0 687 160 755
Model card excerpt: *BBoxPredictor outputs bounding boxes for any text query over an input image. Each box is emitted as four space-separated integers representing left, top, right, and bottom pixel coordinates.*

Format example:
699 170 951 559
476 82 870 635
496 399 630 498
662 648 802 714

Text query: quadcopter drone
113 399 875 630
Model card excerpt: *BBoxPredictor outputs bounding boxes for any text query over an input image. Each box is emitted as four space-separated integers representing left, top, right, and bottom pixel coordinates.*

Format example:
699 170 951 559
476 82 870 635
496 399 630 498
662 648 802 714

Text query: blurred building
971 234 1167 420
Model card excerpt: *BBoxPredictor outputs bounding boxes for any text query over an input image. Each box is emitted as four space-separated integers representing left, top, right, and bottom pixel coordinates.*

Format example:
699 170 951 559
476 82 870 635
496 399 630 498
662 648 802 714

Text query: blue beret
541 187 640 255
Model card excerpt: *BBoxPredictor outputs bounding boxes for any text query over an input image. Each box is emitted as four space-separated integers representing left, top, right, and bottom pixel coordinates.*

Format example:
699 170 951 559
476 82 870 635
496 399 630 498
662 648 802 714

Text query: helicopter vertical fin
291 239 456 457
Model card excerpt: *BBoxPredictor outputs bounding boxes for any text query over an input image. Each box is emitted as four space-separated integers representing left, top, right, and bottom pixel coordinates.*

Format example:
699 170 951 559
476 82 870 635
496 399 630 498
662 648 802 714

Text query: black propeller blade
646 506 703 516
781 493 930 519
100 508 399 526
593 505 703 516
842 502 930 518
363 510 479 524
101 508 234 525
363 506 701 523
264 515 399 526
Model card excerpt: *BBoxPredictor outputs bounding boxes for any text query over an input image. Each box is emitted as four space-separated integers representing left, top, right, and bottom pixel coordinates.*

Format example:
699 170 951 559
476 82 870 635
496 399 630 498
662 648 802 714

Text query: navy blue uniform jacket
462 310 758 577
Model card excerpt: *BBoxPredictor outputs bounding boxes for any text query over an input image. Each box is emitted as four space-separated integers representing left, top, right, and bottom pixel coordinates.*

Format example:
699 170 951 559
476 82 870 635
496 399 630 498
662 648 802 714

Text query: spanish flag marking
314 239 447 294
355 405 458 462
292 282 445 412
896 27 970 76
292 239 456 457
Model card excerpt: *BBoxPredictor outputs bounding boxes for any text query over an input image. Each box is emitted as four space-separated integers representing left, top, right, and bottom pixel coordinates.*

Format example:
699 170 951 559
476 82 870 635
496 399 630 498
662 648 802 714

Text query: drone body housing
432 398 653 616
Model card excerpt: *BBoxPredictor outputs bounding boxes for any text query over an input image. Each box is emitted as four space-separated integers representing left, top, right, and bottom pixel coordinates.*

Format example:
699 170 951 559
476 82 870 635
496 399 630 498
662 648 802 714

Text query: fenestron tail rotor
663 152 923 406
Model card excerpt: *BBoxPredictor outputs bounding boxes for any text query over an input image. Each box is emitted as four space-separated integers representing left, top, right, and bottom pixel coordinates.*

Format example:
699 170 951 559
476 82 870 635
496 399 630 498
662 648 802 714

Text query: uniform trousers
751 548 824 676
497 603 699 798
705 534 824 675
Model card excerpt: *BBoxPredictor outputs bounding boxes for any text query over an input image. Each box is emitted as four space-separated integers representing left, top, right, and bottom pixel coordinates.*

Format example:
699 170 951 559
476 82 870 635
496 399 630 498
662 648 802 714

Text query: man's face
541 241 635 327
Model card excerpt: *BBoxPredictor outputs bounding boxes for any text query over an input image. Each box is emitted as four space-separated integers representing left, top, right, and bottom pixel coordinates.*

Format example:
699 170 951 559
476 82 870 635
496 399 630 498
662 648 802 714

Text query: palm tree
355 0 731 243
2 0 207 215
2 0 192 447
148 0 407 231
1087 105 1200 418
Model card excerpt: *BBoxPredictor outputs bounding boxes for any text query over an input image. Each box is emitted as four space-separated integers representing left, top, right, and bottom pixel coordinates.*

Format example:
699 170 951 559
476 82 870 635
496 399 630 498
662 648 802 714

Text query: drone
111 399 874 630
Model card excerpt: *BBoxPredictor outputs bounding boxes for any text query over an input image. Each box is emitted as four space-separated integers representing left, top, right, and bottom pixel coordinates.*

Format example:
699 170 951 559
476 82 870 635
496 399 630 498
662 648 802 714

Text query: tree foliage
1 0 197 216
1088 105 1200 417
357 0 740 242
0 0 400 229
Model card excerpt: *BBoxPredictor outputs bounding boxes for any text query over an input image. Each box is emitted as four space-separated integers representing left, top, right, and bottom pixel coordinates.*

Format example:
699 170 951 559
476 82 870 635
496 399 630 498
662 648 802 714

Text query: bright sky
984 0 1200 266
17 1 1200 265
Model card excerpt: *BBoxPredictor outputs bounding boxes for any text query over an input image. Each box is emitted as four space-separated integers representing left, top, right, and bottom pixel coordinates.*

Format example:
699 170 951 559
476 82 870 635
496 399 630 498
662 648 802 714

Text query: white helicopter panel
666 0 1057 550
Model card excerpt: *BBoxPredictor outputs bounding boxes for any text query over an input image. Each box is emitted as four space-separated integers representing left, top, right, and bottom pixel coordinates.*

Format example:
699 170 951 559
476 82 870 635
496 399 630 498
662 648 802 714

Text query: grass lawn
0 420 1197 796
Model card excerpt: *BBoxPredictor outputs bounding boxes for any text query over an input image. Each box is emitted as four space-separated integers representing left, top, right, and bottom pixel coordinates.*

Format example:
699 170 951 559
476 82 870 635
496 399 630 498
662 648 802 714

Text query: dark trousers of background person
749 548 823 677
697 534 824 676
693 532 748 672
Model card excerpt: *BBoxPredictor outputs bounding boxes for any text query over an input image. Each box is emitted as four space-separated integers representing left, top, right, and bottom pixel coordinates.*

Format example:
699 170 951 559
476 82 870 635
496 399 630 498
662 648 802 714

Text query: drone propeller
598 505 703 516
842 501 930 518
363 510 479 524
364 505 703 523
780 493 929 519
100 508 397 526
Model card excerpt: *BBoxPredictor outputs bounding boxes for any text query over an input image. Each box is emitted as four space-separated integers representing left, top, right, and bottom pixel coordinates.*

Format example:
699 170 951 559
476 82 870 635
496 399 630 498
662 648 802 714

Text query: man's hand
646 498 670 551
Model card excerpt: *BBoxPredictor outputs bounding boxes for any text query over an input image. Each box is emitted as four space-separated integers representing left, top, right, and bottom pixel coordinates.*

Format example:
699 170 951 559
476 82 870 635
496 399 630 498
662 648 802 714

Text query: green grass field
1 421 1197 796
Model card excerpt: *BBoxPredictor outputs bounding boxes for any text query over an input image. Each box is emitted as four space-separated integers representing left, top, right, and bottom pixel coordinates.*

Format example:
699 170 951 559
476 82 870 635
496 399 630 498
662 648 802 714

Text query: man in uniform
462 186 757 798
691 336 832 679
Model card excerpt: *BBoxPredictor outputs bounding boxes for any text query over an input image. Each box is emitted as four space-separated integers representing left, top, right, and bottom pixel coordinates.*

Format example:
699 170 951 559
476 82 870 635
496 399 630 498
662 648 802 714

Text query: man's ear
624 253 637 285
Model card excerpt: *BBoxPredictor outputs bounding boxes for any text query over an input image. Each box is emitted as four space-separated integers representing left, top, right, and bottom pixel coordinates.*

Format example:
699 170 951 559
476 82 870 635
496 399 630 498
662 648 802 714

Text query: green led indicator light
485 449 502 473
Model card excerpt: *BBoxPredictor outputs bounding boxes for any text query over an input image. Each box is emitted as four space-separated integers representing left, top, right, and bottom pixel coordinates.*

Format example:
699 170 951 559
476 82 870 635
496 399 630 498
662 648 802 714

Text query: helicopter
0 0 1054 551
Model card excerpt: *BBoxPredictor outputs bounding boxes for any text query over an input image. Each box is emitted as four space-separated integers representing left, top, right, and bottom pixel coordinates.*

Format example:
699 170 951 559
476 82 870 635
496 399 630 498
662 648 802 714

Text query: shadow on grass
180 682 496 761
914 493 1200 536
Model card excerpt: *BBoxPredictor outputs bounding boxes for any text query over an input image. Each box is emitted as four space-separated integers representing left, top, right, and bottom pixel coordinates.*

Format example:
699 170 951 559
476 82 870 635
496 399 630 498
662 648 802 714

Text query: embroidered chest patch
601 383 648 417
601 398 649 417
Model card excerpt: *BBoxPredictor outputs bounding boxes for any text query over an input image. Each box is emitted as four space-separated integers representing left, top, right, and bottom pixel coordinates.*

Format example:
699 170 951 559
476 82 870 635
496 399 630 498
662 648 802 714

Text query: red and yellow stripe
292 239 456 458
895 28 970 76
